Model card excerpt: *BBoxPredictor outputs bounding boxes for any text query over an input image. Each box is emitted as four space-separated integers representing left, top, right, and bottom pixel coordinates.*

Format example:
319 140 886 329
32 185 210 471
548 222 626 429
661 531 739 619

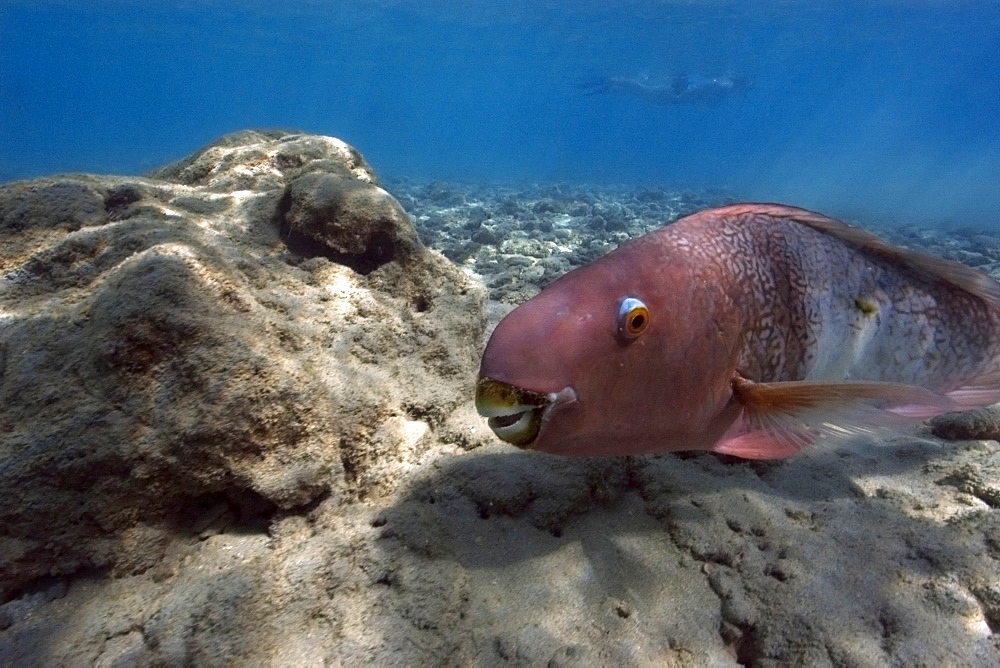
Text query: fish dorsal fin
711 376 956 460
715 203 1000 310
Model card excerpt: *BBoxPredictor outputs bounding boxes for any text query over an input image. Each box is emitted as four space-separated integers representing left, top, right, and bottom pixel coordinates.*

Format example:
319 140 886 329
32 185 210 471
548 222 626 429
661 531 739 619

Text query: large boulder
0 130 486 598
281 172 421 273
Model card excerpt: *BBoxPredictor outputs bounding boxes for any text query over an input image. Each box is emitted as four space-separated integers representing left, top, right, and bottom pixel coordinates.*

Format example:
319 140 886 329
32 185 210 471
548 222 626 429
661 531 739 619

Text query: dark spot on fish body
855 297 878 316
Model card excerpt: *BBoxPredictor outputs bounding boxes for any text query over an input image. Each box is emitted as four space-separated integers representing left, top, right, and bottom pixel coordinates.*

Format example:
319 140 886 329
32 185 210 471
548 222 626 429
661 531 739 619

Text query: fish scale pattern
676 211 1000 391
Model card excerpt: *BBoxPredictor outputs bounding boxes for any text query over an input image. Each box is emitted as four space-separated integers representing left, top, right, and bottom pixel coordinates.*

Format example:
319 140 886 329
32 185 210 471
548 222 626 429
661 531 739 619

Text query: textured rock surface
932 404 1000 441
0 130 485 598
282 172 421 272
1 140 999 665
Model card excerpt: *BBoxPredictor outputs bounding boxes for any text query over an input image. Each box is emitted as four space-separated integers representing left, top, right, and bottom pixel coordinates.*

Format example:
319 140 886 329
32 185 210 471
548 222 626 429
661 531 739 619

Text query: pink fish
475 204 1000 459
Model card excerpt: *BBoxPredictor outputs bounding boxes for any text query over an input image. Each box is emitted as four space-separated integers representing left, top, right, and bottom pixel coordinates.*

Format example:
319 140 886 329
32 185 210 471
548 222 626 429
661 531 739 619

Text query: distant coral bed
388 174 1000 303
0 130 998 665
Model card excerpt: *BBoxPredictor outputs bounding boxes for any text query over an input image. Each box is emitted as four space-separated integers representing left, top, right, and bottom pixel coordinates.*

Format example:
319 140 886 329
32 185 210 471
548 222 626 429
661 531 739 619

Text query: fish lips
475 377 577 448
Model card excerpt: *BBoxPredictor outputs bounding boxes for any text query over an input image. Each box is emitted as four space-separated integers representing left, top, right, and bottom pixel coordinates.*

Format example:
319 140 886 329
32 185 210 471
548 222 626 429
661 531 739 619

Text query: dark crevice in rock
411 293 430 313
706 567 761 665
732 625 760 667
286 490 331 521
338 437 361 490
970 586 1000 634
180 488 278 538
1 570 100 608
104 184 145 220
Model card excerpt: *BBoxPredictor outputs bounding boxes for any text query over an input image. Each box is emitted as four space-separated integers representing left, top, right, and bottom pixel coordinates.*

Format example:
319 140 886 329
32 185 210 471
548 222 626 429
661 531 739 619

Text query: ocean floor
1 132 999 665
389 175 1000 306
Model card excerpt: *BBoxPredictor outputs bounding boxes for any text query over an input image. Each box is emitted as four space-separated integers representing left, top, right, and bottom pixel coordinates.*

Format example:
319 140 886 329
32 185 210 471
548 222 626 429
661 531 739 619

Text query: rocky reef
0 131 998 665
0 129 485 599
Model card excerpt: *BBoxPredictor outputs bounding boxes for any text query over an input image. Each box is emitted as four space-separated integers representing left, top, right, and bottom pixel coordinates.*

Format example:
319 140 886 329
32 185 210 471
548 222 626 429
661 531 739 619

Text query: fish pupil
630 313 645 330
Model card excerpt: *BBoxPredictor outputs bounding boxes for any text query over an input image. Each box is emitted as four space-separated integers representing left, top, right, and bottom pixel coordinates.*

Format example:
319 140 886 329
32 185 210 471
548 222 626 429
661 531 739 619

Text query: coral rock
0 130 486 599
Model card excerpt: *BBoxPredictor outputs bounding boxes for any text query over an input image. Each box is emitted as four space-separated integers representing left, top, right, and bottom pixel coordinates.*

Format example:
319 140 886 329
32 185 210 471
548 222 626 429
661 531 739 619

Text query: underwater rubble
0 131 998 665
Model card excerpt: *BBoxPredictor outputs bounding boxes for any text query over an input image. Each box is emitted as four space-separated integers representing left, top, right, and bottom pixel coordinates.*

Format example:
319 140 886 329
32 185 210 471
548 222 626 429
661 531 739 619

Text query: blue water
2 0 999 226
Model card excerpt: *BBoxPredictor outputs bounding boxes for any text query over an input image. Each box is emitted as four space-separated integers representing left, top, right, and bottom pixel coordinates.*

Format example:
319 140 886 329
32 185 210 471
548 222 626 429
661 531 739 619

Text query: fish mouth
475 377 576 447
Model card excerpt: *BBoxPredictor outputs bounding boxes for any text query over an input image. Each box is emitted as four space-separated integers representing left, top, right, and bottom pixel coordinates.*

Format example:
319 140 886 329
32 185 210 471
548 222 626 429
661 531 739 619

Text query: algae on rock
0 130 486 598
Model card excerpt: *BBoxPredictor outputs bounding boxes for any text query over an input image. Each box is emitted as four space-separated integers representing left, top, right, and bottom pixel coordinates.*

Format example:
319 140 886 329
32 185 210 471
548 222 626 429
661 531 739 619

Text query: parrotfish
475 203 1000 459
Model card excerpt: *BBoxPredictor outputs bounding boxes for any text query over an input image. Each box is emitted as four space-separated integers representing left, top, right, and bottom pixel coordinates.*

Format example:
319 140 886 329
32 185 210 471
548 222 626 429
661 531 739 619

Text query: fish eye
617 297 650 341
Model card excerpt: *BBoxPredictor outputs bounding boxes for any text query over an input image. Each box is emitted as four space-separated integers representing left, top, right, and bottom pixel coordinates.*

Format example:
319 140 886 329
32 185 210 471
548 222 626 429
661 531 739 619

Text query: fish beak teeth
488 408 543 446
475 378 551 447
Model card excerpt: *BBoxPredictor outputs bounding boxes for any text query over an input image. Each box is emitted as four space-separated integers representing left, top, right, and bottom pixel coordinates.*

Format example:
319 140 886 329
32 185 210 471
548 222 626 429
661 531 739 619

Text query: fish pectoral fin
711 429 816 460
943 370 1000 411
711 377 956 460
731 376 955 416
